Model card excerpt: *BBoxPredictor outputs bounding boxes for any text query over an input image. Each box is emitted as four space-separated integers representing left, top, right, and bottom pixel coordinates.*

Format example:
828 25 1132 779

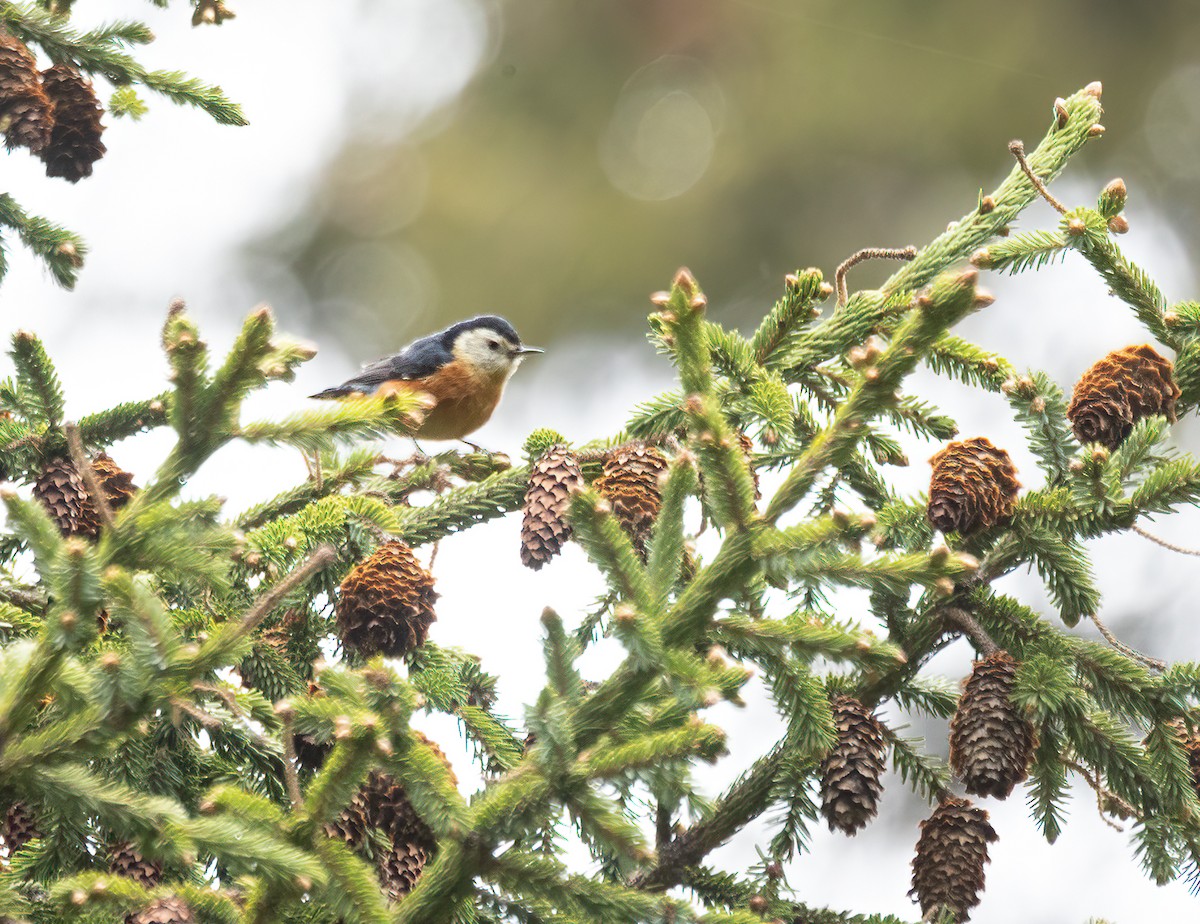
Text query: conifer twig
1086 612 1165 672
1008 140 1067 214
64 421 114 530
1131 523 1200 558
231 544 337 643
835 246 917 307
940 607 1000 657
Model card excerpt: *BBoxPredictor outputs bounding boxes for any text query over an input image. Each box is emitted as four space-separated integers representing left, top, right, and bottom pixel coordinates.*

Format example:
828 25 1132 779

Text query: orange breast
376 362 506 440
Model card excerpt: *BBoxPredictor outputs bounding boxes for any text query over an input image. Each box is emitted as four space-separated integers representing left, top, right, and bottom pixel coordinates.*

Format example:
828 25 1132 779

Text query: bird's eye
488 340 501 352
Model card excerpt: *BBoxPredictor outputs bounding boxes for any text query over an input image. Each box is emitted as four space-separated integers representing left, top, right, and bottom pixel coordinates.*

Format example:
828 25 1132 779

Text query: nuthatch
310 316 542 449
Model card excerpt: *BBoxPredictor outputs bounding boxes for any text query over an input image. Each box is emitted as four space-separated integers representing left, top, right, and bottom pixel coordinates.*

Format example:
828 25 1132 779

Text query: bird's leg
411 438 430 461
460 439 491 455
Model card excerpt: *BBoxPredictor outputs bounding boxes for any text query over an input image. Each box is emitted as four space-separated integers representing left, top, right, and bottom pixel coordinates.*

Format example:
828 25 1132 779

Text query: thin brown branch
1132 523 1200 558
1008 139 1067 214
1087 611 1165 672
835 246 917 307
1064 757 1136 831
65 421 114 530
941 606 1000 657
230 544 337 646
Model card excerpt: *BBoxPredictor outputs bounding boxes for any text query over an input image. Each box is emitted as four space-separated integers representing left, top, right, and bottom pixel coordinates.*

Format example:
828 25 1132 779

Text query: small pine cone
34 457 101 538
927 437 1019 535
377 840 430 901
91 452 138 510
1067 344 1180 449
109 840 163 887
124 896 195 924
363 770 437 852
336 541 437 658
1162 718 1200 798
325 790 372 847
949 651 1036 799
520 444 583 569
594 444 668 551
38 64 106 182
3 801 40 854
910 797 997 922
0 31 52 152
819 695 887 835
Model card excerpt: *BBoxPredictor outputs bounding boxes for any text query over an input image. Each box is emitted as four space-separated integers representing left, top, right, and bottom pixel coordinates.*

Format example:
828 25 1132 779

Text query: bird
310 315 542 451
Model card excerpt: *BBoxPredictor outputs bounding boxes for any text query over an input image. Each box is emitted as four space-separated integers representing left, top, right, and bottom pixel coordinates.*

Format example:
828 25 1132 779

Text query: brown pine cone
34 457 101 538
377 840 430 901
2 801 40 854
0 31 52 152
91 452 138 510
38 64 106 182
594 444 668 551
324 789 372 847
124 896 195 924
363 770 436 852
910 797 997 922
819 695 888 835
520 444 583 570
949 651 1036 799
336 541 437 658
1067 344 1180 449
109 840 163 887
927 437 1019 535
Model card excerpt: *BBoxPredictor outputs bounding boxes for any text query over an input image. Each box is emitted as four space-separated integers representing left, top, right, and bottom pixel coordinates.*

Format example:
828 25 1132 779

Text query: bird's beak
514 346 544 356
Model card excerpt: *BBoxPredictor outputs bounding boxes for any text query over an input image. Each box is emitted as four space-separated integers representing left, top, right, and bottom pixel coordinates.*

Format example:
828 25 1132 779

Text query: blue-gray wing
310 333 451 399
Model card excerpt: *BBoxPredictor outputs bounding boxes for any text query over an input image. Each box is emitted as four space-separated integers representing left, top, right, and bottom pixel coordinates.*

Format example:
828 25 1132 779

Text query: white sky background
4 2 1200 921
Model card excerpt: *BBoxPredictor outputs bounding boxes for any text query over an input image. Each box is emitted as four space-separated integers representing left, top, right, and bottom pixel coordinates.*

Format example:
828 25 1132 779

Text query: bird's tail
309 385 355 400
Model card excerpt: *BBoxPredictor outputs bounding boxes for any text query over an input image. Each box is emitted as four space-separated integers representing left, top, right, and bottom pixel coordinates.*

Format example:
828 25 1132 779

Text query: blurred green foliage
247 0 1200 353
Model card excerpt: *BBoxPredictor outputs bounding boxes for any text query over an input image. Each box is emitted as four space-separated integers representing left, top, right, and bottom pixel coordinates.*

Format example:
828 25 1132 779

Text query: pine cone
363 770 436 852
1067 344 1180 449
910 797 997 922
324 790 372 847
949 651 1036 799
336 541 437 658
38 64 106 182
594 444 668 551
927 437 1019 535
819 695 887 835
109 840 163 887
124 896 195 924
377 840 430 901
2 801 40 854
0 31 52 152
34 457 101 538
520 444 583 570
1162 718 1200 798
91 451 138 510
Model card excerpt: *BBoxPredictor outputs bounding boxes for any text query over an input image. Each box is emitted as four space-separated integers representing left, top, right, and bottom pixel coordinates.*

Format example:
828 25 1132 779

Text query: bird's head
446 315 543 378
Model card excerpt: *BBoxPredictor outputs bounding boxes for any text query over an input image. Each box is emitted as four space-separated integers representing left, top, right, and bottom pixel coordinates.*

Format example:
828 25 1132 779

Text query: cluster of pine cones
819 649 1036 921
520 441 671 568
926 343 1179 536
33 453 136 538
325 734 454 900
0 31 106 182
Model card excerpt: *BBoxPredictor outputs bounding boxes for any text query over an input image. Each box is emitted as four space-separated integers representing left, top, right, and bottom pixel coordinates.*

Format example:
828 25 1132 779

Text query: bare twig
1064 758 1136 831
941 607 1001 657
1008 140 1067 214
1132 523 1200 558
279 713 304 809
230 545 337 647
1087 612 1165 672
835 246 917 307
65 421 114 530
